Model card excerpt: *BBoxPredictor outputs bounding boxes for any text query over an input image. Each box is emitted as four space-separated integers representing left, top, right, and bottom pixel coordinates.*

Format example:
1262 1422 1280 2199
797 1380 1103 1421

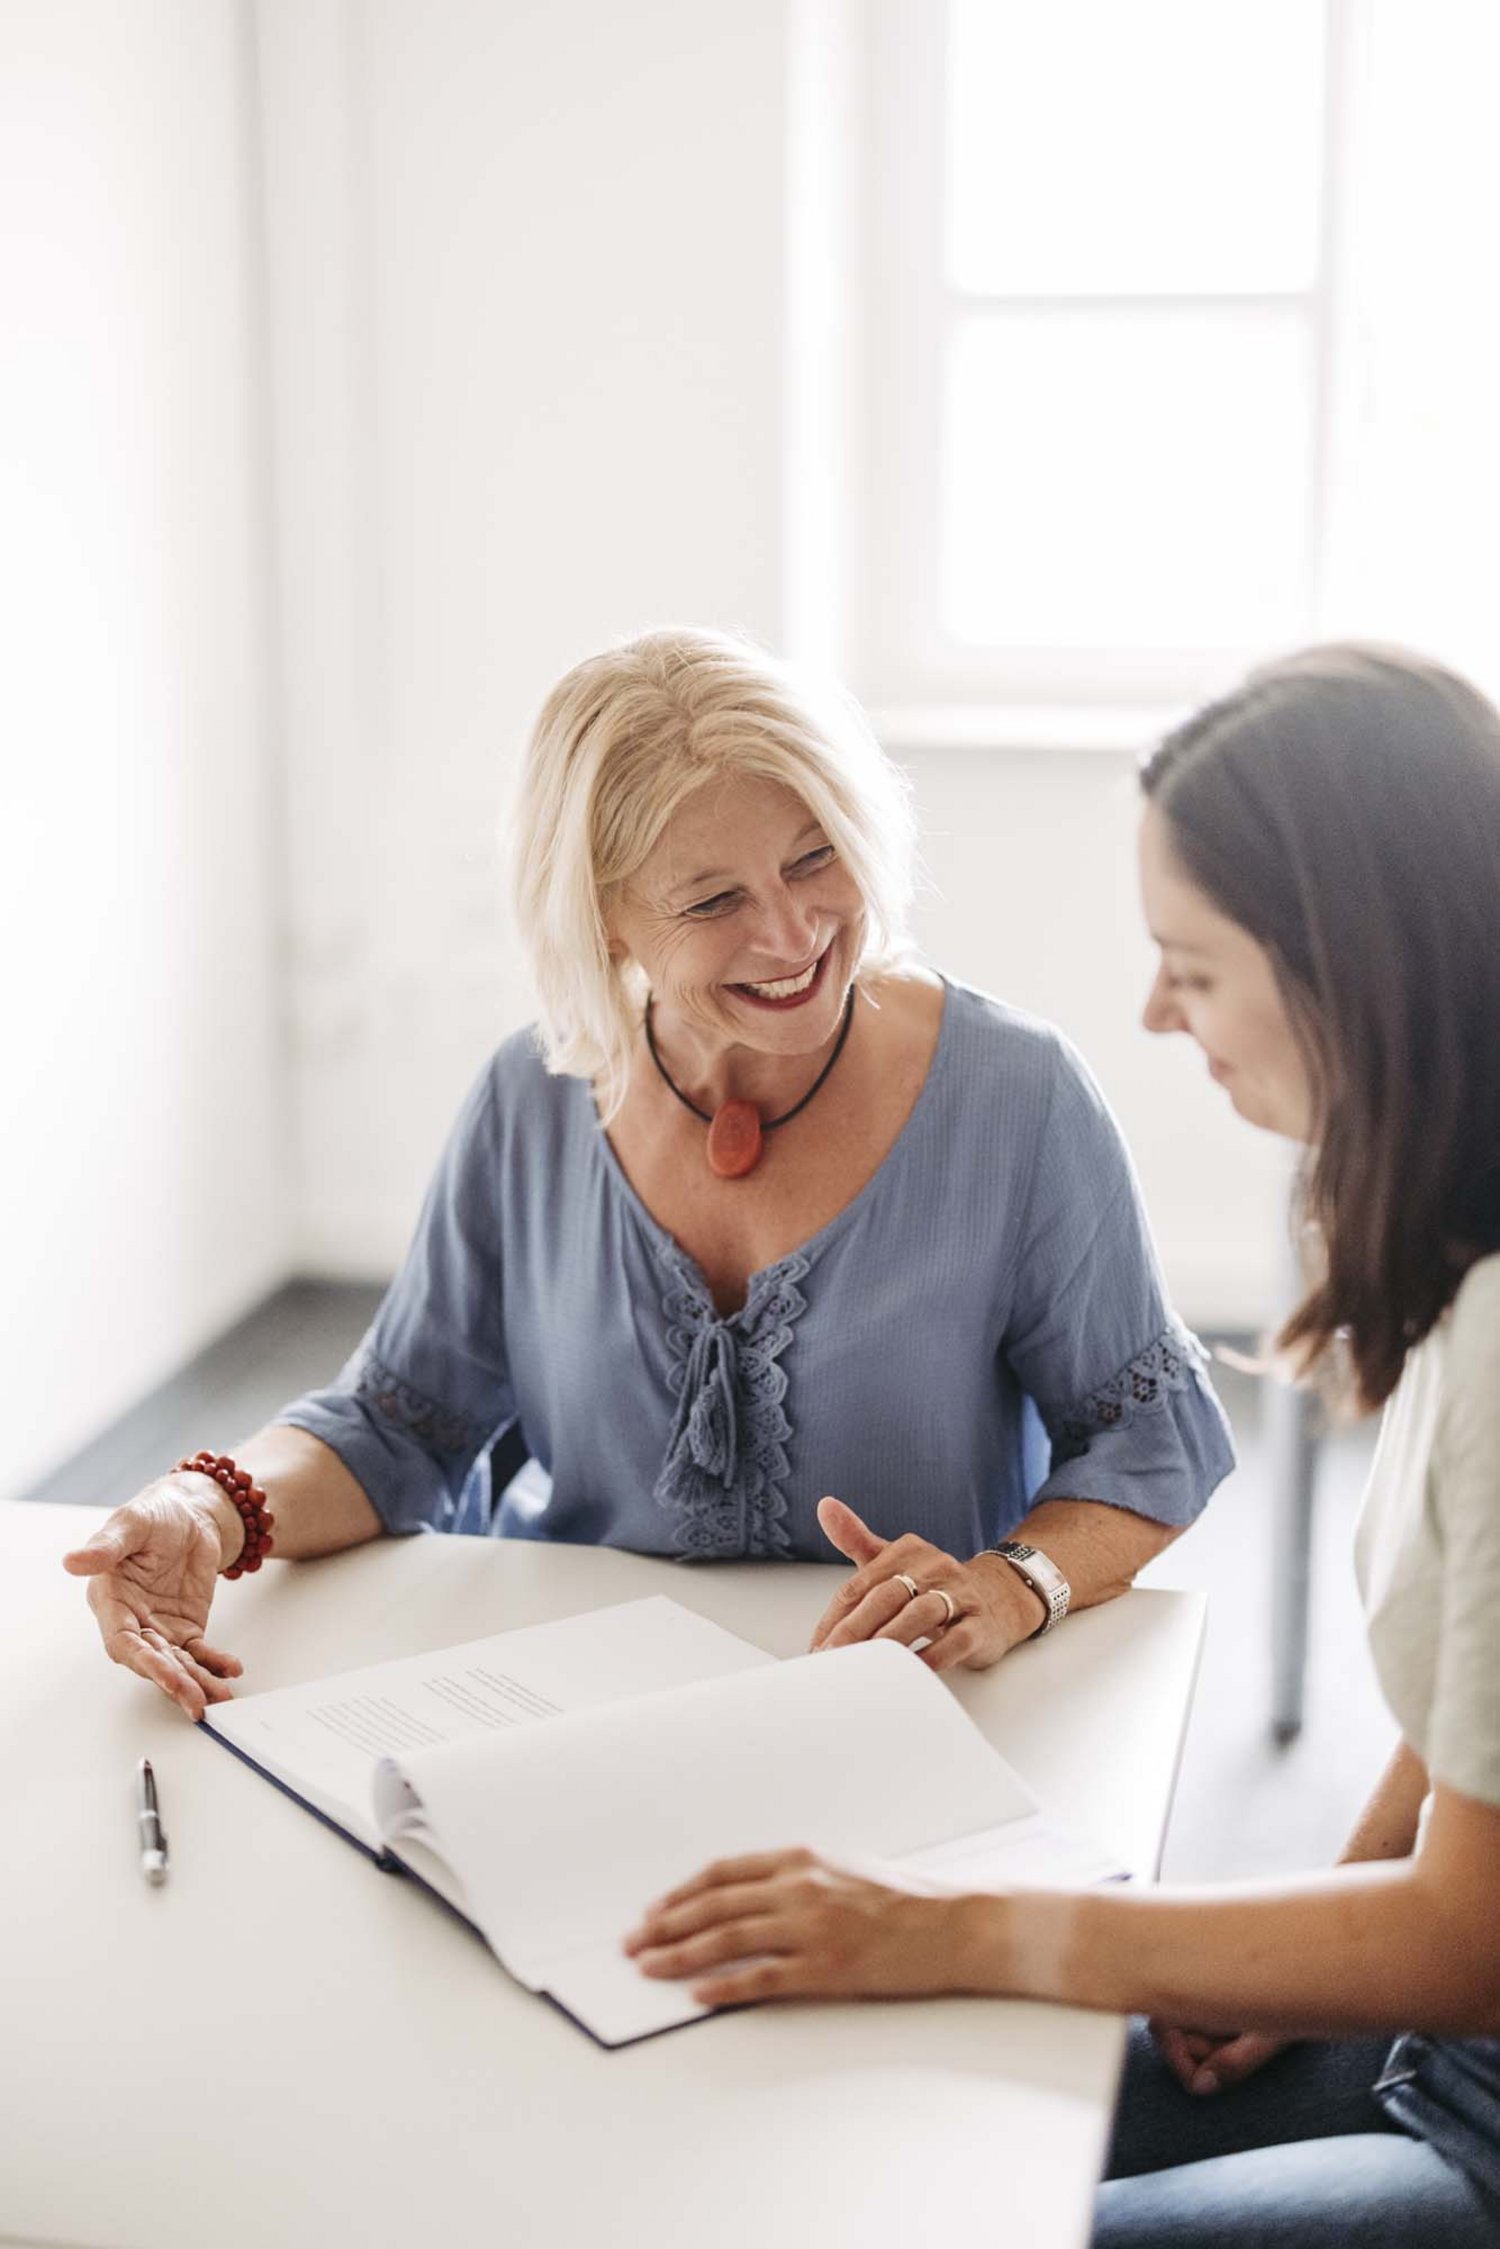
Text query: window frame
856 0 1351 728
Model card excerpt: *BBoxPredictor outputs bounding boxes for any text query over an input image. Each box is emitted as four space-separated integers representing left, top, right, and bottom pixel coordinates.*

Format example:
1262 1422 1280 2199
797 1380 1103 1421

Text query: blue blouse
280 980 1233 1559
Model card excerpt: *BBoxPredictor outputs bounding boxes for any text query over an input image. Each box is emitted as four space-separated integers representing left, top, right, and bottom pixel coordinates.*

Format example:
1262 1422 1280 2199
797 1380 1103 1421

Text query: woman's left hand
808 1496 1046 1672
624 1847 978 2007
1150 2019 1291 2095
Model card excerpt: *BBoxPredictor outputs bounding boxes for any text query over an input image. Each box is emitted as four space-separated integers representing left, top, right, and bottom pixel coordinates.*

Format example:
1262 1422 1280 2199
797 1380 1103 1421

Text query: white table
0 1501 1202 2249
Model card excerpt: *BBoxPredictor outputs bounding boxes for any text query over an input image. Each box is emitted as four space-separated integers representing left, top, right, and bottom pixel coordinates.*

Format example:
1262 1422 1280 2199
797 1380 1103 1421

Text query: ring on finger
933 1586 958 1628
893 1571 921 1602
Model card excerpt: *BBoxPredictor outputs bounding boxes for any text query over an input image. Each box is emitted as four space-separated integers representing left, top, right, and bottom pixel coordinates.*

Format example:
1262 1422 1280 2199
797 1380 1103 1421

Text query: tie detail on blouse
654 1249 811 1559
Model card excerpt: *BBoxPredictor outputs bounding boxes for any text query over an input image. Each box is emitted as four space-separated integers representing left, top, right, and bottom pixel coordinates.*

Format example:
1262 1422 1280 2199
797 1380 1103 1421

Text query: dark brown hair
1142 644 1500 1410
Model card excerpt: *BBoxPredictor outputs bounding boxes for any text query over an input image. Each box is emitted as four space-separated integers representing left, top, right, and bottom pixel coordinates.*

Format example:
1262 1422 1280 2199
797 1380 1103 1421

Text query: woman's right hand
1150 2018 1290 2096
62 1479 245 1720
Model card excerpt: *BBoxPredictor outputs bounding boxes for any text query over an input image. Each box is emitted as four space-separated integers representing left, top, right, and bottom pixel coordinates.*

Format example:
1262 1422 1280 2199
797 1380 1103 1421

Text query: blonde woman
66 629 1230 1713
628 646 1500 2248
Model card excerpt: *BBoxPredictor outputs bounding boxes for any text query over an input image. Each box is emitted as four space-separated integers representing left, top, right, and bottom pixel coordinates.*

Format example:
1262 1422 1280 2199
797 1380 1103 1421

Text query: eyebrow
669 822 826 899
1149 934 1214 958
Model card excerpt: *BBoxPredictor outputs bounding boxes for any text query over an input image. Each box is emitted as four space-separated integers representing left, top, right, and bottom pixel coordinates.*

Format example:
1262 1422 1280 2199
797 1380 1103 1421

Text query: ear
599 883 630 965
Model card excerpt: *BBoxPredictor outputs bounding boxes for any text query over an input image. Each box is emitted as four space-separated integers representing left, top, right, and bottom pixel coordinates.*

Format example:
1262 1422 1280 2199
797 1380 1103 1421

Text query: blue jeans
1092 2021 1500 2247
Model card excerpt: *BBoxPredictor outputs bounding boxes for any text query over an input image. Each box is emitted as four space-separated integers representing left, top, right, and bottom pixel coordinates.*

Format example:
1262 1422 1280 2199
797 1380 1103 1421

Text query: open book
204 1595 1123 2047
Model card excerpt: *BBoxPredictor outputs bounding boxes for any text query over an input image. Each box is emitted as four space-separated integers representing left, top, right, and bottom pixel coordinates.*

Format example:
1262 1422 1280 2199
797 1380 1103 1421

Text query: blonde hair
512 626 916 1116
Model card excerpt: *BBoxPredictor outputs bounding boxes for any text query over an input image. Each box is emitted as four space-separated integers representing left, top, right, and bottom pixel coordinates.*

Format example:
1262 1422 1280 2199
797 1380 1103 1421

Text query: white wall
0 0 289 1497
902 747 1287 1328
14 1 1485 1488
259 0 795 1267
260 0 1283 1330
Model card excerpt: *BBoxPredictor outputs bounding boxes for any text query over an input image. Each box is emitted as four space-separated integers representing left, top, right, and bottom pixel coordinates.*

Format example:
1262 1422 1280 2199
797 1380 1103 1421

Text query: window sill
868 703 1190 756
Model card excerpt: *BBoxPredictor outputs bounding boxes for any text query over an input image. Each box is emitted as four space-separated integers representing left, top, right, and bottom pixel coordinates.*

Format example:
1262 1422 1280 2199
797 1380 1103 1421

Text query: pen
137 1756 169 1886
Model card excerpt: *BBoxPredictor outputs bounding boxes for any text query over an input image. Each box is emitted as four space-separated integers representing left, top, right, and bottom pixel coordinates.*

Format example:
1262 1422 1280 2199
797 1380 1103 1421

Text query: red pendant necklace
644 986 857 1179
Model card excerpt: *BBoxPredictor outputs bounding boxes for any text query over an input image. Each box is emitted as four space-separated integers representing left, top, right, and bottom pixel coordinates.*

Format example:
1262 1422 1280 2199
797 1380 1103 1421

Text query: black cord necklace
644 982 857 1179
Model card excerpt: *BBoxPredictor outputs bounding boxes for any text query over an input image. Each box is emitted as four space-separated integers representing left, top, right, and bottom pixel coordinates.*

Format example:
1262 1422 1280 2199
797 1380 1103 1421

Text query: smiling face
1138 802 1315 1141
606 771 867 1065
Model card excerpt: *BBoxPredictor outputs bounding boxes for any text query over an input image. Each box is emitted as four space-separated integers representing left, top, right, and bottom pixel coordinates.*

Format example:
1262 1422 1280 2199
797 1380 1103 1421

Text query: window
858 1 1500 730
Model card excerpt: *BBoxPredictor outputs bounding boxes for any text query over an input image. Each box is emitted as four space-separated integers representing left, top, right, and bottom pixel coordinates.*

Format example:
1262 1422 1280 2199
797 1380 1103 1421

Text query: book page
207 1596 774 1851
377 1639 1043 2015
892 1815 1127 1891
536 1814 1128 2048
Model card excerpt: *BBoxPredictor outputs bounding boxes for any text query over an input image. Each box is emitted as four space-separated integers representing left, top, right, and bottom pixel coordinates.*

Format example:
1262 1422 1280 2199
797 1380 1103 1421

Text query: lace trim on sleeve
1048 1319 1210 1464
350 1349 491 1460
652 1249 810 1560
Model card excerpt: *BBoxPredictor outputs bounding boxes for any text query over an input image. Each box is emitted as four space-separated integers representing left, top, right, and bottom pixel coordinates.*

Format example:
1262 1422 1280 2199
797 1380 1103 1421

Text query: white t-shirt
1355 1253 1500 1809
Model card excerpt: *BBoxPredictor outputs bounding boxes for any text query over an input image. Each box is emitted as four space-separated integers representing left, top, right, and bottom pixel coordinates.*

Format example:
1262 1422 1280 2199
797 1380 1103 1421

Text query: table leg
1267 1376 1320 1745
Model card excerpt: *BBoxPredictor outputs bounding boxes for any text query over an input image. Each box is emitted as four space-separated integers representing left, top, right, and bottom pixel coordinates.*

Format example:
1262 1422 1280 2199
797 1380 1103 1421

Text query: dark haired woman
627 645 1500 2246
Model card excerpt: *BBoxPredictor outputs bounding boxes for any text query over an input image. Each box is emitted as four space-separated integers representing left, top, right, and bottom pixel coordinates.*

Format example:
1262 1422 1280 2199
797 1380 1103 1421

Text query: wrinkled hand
625 1846 975 2007
63 1482 244 1720
809 1496 1044 1672
1150 2018 1291 2096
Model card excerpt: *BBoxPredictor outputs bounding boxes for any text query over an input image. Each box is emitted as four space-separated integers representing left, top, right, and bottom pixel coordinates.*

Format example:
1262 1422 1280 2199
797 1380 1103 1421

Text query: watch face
993 1541 1068 1629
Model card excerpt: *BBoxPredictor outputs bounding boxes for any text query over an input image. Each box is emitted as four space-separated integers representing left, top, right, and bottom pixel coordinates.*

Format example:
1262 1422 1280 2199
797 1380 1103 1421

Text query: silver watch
990 1540 1071 1637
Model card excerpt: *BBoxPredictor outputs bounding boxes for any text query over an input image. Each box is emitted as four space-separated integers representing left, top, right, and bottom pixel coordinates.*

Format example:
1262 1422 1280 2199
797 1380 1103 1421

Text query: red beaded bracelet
175 1450 276 1578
